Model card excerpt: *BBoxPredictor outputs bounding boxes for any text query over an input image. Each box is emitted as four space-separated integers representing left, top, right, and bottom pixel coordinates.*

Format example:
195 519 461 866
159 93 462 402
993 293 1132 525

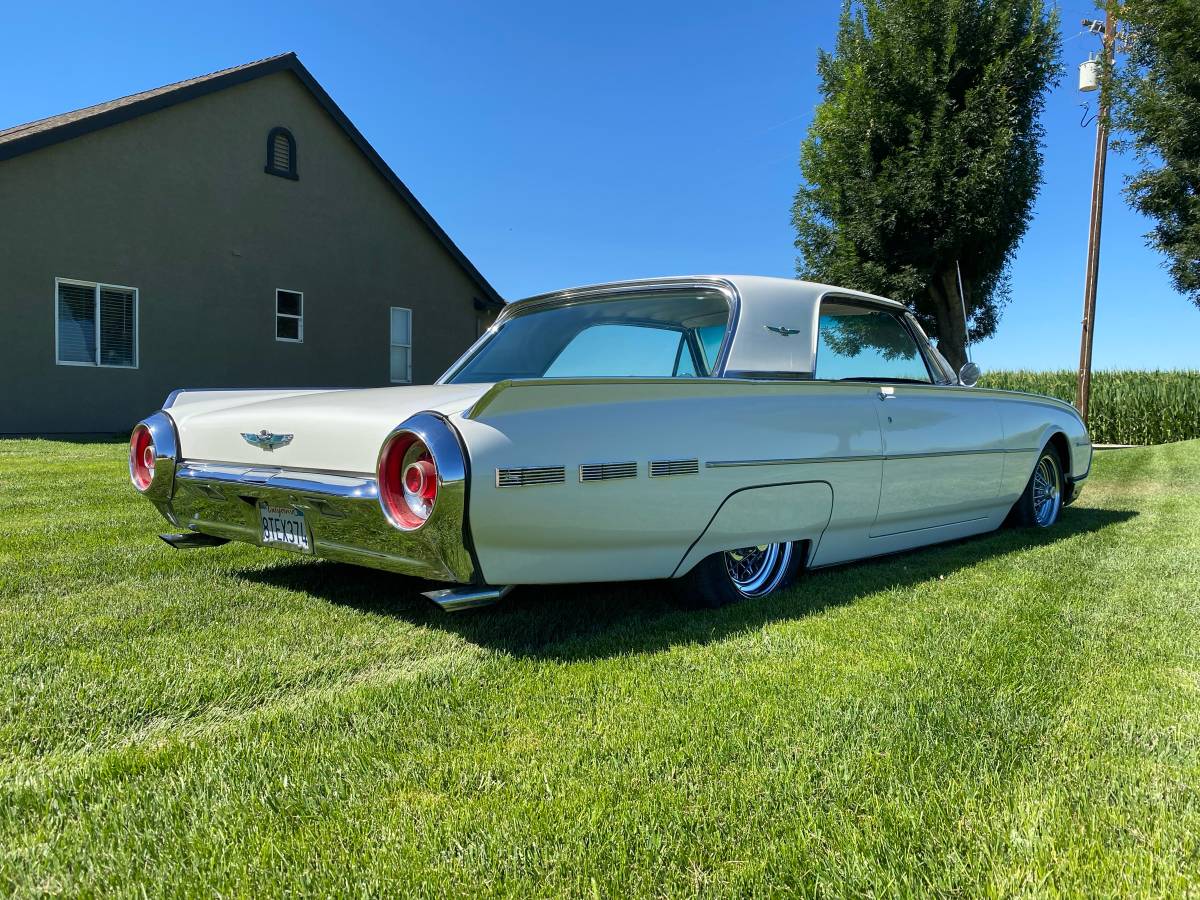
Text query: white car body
131 276 1092 609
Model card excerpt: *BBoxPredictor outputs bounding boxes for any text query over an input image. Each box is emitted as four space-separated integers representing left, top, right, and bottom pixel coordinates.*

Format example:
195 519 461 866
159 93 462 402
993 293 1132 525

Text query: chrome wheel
723 542 794 598
1032 454 1062 527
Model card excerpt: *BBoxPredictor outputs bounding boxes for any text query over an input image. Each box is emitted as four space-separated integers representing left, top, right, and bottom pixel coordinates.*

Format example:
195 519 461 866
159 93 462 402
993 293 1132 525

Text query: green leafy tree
1110 0 1200 308
793 0 1061 371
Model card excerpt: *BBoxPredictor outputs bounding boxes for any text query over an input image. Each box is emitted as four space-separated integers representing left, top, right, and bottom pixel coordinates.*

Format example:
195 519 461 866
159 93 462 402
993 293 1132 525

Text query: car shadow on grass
239 505 1136 661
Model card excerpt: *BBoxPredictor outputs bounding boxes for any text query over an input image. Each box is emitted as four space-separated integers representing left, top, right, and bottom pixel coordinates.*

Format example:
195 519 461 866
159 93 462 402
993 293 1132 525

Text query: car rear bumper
150 460 476 583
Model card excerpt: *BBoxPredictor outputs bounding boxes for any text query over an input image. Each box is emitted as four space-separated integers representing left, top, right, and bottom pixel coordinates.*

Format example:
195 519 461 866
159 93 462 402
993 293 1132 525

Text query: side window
275 290 303 342
814 300 931 383
906 315 956 383
544 325 688 378
55 278 138 368
695 324 725 372
673 337 698 377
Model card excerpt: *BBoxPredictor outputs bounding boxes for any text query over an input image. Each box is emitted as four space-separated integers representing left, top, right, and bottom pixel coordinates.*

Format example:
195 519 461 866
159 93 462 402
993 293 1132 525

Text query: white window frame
276 288 304 343
390 306 412 384
54 277 139 369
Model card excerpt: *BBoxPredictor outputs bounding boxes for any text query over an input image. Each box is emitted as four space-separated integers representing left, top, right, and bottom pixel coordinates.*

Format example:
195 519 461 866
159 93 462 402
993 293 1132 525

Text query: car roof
497 276 910 378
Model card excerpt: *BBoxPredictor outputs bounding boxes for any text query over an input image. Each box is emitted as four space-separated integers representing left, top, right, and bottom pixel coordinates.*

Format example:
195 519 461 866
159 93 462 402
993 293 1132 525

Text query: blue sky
4 0 1196 371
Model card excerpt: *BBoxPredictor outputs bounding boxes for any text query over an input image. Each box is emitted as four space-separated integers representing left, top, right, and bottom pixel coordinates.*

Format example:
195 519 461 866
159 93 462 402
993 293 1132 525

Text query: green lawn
1 438 1198 896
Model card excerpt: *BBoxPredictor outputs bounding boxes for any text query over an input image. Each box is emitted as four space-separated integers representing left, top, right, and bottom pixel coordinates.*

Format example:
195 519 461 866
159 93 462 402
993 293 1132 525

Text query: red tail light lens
129 424 155 492
378 431 438 529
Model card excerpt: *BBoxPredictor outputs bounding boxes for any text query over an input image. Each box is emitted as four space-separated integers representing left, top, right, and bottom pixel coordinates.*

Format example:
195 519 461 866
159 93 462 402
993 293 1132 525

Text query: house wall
0 71 494 433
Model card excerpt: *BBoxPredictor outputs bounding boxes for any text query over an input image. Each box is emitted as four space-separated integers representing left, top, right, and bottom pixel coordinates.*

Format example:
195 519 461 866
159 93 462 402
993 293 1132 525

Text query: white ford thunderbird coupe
130 276 1091 610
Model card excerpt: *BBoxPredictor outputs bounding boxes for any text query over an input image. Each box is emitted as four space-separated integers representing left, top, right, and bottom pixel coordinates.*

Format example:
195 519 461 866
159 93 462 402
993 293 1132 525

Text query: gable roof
0 52 503 307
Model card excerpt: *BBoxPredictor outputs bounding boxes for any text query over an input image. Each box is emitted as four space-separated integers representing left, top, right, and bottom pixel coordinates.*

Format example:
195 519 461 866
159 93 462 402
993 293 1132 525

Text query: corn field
980 370 1200 446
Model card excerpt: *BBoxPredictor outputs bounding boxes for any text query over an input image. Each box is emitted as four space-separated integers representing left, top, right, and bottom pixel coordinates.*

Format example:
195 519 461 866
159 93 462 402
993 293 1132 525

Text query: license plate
258 502 312 554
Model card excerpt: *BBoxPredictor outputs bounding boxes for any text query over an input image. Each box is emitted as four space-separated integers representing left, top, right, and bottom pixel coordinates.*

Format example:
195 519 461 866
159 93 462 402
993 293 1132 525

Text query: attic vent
496 465 566 487
579 462 637 482
265 126 297 180
649 458 699 478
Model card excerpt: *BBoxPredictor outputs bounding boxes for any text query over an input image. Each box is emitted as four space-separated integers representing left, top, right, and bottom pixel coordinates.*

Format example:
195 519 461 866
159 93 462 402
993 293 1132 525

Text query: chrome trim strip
706 454 884 468
183 458 375 480
869 514 990 539
176 463 378 499
705 447 1039 468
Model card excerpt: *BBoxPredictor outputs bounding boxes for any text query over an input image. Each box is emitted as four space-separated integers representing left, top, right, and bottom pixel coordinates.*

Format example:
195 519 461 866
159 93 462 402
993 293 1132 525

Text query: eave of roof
0 52 503 308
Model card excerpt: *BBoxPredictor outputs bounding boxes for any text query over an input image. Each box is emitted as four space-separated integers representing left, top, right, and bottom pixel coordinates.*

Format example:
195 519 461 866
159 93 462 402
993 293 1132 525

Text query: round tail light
129 424 156 492
378 431 438 529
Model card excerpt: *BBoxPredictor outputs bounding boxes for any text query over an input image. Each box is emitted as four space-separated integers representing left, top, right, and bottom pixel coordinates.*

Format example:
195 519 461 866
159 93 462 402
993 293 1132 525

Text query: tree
793 0 1061 371
1110 0 1200 308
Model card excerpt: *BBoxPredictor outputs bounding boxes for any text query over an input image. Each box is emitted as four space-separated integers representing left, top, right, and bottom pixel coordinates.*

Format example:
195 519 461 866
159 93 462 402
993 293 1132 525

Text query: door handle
878 386 896 401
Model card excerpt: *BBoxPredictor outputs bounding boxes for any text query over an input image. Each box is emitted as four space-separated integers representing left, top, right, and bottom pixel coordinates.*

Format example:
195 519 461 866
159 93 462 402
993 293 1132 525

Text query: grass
1 438 1198 896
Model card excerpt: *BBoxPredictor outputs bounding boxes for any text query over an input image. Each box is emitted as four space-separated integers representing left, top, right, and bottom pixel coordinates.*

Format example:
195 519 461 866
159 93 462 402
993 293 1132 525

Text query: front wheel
1010 443 1064 528
675 541 804 609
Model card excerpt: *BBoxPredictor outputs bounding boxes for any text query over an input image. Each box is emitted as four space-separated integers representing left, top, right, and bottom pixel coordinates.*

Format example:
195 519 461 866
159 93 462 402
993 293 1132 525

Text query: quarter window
276 290 303 342
814 300 931 383
55 278 137 368
390 307 412 383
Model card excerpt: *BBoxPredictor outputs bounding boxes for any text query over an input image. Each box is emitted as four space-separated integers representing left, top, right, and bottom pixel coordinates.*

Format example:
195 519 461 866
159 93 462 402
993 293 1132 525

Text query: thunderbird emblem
765 324 802 336
241 429 293 451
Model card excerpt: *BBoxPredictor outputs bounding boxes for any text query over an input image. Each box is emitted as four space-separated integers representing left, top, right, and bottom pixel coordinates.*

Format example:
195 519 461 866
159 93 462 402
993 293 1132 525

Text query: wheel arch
1046 430 1072 478
671 480 833 578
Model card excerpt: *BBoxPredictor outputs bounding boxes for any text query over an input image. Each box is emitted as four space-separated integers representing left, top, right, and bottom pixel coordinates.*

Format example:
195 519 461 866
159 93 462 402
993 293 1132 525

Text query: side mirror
958 362 981 387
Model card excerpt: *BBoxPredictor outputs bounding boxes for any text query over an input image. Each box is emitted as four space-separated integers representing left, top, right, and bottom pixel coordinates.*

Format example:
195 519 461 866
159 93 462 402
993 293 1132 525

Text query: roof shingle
0 53 295 146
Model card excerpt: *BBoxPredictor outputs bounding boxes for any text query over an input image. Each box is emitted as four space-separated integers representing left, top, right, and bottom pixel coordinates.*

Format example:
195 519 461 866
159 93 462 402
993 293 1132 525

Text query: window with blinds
55 279 137 368
276 289 303 342
265 126 297 180
390 307 412 384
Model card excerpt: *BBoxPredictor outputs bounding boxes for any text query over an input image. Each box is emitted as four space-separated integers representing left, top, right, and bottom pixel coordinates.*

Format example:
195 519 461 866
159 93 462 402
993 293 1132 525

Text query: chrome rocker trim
152 412 480 585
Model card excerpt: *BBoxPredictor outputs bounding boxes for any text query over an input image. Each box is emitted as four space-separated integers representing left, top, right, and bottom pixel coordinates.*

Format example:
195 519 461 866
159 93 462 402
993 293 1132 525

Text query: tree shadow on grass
239 506 1136 662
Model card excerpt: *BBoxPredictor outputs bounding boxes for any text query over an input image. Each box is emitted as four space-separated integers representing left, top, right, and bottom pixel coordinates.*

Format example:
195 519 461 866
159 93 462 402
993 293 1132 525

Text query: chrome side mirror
958 362 981 387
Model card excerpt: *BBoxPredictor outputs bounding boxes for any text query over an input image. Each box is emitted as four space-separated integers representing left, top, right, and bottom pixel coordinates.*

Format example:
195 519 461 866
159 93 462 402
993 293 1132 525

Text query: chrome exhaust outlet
159 532 230 549
421 584 512 612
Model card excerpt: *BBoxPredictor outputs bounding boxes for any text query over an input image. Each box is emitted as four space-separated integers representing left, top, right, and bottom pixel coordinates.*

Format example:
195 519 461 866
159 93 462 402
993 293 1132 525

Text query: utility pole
1076 9 1117 425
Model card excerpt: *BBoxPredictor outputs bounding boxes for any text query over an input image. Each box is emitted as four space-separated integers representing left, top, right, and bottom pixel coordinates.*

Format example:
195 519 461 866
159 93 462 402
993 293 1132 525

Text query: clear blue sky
5 0 1196 371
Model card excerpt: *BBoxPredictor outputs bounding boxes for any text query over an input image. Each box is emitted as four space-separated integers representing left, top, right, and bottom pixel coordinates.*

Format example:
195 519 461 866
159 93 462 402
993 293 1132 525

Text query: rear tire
1009 443 1064 528
675 541 804 609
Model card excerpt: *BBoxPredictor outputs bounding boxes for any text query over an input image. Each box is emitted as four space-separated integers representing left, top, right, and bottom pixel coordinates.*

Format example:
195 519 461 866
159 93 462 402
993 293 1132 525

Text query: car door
812 298 1005 537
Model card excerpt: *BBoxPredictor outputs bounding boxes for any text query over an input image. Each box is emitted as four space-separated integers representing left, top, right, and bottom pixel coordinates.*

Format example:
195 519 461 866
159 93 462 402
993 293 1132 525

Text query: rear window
447 290 731 383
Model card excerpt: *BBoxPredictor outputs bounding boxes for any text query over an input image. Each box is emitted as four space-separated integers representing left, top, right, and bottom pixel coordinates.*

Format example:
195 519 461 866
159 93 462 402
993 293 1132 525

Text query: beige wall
0 71 494 433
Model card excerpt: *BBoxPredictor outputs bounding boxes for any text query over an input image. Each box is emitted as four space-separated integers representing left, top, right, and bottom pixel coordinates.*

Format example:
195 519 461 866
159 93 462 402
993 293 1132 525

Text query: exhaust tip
421 584 512 612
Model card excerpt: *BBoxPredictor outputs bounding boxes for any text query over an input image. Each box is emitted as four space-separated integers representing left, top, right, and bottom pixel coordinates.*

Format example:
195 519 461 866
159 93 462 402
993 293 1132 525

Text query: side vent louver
579 462 637 482
649 458 700 478
496 465 566 487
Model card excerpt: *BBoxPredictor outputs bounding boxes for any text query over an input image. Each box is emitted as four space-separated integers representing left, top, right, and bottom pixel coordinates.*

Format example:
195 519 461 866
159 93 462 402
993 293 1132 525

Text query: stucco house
0 52 502 433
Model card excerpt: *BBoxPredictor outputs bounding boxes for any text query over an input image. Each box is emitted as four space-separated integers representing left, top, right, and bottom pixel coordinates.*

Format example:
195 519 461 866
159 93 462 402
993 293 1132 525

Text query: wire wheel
723 542 794 598
1032 453 1062 527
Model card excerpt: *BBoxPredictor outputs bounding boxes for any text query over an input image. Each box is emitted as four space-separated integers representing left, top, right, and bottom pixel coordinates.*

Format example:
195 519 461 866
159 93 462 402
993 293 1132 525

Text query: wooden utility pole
1076 10 1117 425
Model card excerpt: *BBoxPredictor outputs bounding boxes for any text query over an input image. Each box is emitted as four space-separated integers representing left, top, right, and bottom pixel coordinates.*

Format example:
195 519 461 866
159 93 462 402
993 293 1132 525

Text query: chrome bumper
150 460 476 584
